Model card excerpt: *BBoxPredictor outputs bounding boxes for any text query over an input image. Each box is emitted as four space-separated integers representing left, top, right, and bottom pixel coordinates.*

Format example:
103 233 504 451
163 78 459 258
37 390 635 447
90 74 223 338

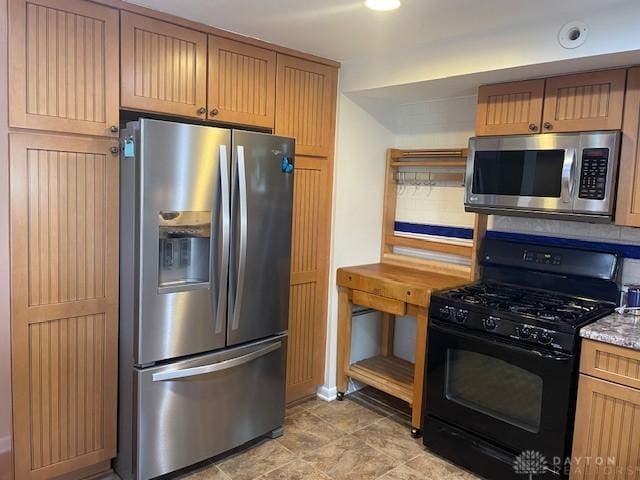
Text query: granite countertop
580 312 640 351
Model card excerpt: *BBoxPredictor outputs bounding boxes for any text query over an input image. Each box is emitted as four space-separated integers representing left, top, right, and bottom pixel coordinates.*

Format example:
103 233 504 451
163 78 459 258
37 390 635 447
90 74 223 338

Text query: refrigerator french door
117 119 294 480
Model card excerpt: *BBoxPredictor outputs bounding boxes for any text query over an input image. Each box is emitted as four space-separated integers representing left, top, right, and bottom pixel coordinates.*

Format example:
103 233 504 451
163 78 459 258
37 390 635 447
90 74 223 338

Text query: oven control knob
538 331 553 345
455 309 468 323
438 306 452 319
520 326 533 339
483 317 497 330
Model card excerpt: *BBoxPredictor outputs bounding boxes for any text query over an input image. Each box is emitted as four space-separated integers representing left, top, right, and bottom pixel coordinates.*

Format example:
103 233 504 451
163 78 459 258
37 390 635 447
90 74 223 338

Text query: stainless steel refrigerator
115 118 295 480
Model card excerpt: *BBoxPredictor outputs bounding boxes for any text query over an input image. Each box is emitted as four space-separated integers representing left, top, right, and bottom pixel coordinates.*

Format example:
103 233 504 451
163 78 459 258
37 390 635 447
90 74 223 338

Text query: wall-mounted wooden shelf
382 147 486 280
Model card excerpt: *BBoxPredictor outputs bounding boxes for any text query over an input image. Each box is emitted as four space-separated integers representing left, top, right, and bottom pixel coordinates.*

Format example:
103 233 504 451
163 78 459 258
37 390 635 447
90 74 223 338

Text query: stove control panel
524 250 562 266
429 298 576 353
438 306 468 324
516 325 555 345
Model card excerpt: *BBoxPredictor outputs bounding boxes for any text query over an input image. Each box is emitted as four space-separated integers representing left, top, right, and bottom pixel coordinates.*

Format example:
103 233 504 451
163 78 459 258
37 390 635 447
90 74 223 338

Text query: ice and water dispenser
158 211 211 290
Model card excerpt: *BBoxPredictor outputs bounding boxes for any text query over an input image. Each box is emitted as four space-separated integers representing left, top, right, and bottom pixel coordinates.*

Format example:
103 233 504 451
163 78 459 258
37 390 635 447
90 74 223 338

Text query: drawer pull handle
151 341 281 382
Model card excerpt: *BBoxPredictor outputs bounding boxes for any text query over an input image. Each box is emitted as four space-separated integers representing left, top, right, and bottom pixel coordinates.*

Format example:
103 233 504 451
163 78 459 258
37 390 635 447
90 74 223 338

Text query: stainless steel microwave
464 131 621 223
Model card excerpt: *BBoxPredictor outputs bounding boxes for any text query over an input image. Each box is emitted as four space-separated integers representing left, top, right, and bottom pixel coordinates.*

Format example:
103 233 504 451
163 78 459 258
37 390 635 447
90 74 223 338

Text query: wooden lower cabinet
9 133 119 480
275 54 338 402
571 374 640 479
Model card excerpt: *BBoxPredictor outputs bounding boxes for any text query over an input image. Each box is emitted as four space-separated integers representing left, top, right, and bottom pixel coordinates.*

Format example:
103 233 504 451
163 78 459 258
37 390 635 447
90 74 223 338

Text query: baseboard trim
316 385 337 401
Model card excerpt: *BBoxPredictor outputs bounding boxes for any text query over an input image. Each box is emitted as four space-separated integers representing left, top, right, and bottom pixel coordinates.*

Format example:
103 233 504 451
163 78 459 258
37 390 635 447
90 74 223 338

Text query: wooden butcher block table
336 262 469 437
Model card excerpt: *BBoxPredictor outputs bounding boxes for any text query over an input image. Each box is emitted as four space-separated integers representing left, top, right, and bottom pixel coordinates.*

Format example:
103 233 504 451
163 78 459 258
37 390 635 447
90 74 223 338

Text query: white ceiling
125 0 627 63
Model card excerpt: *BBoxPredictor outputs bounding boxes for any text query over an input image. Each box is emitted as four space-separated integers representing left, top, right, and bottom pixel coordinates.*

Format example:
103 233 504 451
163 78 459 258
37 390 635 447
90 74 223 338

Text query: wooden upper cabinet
275 54 338 156
570 375 640 479
207 36 276 128
616 67 640 227
475 79 545 136
542 69 626 133
120 12 208 119
8 0 119 137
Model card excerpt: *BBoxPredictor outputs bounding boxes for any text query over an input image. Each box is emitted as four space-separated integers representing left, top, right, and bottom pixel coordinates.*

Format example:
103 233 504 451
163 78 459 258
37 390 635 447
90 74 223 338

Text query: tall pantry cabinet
3 1 339 479
275 55 337 402
7 1 120 480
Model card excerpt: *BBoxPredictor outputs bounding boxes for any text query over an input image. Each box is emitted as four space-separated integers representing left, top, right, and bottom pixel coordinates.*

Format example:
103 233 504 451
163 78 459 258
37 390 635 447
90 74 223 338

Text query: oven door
426 320 577 458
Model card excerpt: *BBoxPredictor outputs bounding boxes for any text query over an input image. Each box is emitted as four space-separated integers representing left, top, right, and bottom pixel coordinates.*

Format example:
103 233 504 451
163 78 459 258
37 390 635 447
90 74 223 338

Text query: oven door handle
561 148 576 203
429 320 573 362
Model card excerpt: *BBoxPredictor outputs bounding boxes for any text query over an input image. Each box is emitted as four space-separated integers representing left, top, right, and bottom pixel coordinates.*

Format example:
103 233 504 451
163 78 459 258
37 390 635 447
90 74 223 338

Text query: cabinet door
570 375 640 479
120 12 208 119
475 79 545 136
8 0 119 137
10 133 119 480
542 69 626 133
616 67 640 227
275 55 337 402
207 36 276 128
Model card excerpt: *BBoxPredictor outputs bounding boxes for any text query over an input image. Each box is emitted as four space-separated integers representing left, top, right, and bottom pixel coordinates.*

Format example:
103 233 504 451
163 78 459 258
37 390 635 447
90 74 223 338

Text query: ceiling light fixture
365 0 401 11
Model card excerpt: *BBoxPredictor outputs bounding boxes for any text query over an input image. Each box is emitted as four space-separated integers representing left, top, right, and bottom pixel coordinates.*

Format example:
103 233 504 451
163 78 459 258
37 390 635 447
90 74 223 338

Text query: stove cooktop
442 282 611 327
430 281 616 353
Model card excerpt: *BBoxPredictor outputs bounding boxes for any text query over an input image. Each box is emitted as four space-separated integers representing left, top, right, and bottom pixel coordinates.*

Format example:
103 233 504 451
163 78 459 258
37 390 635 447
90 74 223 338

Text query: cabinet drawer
352 290 406 316
580 339 640 389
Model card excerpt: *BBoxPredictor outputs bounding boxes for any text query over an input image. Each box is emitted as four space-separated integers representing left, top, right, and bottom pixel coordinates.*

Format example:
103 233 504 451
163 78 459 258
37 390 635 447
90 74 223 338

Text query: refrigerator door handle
151 341 281 381
216 144 230 334
231 145 248 331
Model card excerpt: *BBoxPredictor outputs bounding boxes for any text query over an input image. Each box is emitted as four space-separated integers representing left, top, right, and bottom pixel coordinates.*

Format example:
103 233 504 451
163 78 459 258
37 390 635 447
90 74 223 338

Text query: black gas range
423 239 619 480
431 281 614 354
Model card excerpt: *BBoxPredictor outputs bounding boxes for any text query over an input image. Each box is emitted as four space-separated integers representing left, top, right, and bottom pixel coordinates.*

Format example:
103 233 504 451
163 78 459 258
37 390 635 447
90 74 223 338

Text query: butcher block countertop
336 262 470 307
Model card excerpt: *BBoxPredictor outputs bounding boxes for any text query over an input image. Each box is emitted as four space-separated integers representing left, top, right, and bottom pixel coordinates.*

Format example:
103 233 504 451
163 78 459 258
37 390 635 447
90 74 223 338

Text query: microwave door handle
231 145 248 332
215 144 230 334
561 148 577 203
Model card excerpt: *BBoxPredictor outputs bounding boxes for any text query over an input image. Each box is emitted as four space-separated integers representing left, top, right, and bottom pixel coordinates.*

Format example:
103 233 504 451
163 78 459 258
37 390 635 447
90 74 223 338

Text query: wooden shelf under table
346 355 414 405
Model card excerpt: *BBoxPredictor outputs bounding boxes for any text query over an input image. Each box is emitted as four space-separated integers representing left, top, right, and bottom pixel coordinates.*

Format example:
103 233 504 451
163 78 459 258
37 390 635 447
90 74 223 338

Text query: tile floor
163 393 479 480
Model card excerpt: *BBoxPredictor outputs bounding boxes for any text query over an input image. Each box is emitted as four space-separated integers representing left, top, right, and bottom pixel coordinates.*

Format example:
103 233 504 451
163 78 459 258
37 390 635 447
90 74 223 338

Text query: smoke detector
558 21 589 49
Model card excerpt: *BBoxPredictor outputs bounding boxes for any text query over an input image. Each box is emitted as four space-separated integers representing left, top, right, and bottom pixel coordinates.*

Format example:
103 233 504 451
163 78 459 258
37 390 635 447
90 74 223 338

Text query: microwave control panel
579 148 609 200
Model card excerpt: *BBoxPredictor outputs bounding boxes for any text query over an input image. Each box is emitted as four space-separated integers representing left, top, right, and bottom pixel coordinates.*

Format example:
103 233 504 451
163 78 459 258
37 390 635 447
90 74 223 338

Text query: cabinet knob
110 146 119 155
210 108 219 117
543 122 553 130
197 107 207 115
110 125 119 133
528 123 538 132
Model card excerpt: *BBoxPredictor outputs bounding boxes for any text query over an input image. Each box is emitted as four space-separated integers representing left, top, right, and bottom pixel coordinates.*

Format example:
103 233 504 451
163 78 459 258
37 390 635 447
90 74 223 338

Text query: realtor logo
513 450 548 479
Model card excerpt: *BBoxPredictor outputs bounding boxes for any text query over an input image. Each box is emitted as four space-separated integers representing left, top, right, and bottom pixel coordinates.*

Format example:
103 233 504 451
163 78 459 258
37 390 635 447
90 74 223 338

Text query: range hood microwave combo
464 131 621 223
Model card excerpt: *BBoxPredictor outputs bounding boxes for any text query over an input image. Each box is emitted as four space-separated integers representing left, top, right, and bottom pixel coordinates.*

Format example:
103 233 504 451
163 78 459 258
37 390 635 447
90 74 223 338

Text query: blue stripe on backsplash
485 230 640 259
394 221 474 240
394 222 640 259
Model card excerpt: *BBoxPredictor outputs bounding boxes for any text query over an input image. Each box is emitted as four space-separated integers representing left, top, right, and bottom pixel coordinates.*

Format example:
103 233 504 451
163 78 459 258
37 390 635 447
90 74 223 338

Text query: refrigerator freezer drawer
134 336 286 480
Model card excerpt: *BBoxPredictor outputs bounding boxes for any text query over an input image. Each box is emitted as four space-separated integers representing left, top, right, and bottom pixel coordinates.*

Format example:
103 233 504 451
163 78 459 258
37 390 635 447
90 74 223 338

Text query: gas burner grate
444 281 606 325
